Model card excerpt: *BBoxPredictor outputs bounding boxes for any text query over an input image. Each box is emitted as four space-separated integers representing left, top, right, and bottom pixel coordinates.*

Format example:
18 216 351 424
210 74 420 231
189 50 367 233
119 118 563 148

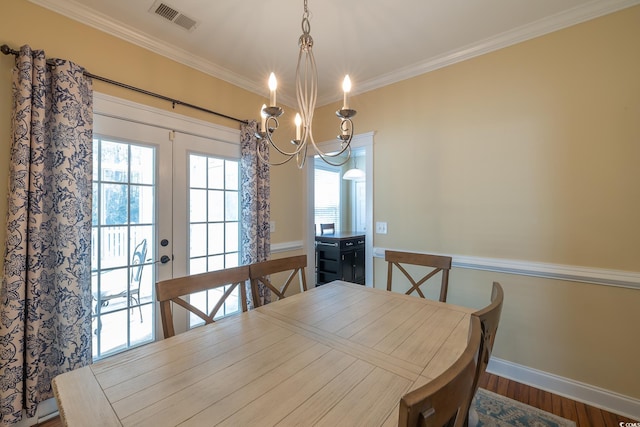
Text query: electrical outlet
270 221 276 232
375 221 387 234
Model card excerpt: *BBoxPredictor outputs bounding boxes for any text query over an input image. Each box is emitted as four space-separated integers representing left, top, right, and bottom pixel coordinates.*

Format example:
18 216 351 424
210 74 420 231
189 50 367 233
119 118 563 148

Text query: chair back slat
249 255 308 307
320 223 335 235
155 265 250 339
386 250 452 302
399 316 481 427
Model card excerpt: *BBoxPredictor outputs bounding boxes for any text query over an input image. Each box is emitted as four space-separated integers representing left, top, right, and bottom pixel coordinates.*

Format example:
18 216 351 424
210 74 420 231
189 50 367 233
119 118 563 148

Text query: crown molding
29 0 640 107
353 0 640 99
28 0 266 99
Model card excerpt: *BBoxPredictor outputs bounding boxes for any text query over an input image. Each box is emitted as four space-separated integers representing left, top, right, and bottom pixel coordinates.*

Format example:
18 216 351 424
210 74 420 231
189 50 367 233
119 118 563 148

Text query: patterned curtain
240 120 271 306
0 46 93 425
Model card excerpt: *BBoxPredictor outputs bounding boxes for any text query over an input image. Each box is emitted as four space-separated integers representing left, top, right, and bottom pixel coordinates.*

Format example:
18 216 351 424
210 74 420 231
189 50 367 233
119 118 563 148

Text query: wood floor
36 373 637 427
478 372 638 427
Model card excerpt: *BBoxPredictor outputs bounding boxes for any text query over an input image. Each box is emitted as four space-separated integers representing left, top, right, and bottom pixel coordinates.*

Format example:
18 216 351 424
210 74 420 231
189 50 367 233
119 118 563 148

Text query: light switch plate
376 221 387 234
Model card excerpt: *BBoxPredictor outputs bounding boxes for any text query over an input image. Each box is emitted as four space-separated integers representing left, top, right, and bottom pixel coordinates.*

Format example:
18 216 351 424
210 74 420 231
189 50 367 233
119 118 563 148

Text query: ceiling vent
149 1 198 32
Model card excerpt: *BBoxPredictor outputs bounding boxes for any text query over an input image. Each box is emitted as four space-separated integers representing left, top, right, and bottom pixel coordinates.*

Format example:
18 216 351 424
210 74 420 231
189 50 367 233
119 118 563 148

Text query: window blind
314 167 340 233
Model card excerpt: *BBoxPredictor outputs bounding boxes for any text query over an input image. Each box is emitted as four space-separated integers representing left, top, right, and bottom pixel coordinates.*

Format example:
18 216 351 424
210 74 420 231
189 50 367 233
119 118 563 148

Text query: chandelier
256 0 357 168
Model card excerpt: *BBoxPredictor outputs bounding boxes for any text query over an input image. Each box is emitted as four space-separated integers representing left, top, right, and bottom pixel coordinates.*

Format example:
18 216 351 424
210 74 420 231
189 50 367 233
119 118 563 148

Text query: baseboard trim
487 357 640 421
373 247 640 290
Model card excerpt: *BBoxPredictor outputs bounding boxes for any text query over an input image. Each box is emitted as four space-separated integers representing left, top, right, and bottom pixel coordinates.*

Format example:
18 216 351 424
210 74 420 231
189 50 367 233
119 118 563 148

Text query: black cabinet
315 232 365 286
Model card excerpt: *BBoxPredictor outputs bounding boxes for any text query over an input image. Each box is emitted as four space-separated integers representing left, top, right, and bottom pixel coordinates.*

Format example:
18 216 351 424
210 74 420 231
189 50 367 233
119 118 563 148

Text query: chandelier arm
262 132 305 157
308 119 354 159
261 116 307 157
256 139 299 166
315 144 352 167
307 127 353 166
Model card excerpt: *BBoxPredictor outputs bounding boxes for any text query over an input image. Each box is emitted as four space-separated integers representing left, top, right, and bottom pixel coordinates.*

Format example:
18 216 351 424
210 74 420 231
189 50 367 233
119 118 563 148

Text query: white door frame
305 132 375 287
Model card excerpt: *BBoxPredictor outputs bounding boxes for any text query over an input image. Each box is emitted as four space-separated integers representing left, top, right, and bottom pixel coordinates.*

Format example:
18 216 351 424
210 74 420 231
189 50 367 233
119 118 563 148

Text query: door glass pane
130 145 154 185
225 191 238 221
101 140 128 182
190 189 207 222
226 222 238 252
225 160 238 190
208 190 224 222
188 154 240 328
208 223 224 255
92 137 156 360
102 184 128 225
190 223 207 257
190 155 206 188
132 185 154 224
190 257 207 275
208 158 224 188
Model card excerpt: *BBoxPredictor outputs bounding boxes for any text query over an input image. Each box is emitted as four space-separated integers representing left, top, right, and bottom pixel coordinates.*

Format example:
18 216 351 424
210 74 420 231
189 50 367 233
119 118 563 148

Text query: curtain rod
1 44 248 125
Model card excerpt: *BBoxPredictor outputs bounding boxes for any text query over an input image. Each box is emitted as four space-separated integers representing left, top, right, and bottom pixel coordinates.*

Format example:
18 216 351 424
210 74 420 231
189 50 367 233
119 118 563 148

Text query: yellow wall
0 0 304 273
315 6 640 399
2 0 639 404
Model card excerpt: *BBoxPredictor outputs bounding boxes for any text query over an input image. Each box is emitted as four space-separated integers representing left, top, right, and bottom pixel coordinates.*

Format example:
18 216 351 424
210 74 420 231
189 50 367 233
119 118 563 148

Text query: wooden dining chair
320 223 335 235
155 265 250 339
385 250 452 302
249 254 308 307
398 315 481 427
465 281 504 426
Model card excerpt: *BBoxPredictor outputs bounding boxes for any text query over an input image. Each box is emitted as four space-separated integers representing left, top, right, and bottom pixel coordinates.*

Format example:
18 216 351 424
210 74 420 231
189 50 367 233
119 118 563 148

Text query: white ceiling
31 0 638 107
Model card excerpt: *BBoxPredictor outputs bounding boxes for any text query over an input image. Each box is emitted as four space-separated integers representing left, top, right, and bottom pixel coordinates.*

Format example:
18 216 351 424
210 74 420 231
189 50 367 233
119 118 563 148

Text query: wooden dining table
53 280 473 426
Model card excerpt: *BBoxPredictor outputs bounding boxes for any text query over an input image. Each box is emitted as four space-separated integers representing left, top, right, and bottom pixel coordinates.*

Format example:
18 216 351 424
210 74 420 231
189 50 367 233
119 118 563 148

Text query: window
314 165 341 234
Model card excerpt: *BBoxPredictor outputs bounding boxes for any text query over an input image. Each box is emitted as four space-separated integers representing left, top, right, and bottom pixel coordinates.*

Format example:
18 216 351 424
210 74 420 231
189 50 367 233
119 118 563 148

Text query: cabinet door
341 252 355 282
352 247 365 284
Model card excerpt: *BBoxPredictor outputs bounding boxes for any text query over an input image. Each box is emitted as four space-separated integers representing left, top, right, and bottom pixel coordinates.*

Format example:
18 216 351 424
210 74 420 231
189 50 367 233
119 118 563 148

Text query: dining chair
94 238 148 334
155 265 251 339
398 315 481 427
465 281 504 426
320 223 335 235
249 254 308 307
385 250 452 302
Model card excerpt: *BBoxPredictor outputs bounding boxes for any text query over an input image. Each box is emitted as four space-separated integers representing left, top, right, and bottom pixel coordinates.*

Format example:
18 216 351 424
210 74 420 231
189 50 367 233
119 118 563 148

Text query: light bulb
268 73 277 106
342 75 351 109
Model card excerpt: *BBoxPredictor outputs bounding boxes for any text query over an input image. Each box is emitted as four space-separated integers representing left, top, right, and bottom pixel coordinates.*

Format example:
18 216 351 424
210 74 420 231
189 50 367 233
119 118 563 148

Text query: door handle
160 255 171 264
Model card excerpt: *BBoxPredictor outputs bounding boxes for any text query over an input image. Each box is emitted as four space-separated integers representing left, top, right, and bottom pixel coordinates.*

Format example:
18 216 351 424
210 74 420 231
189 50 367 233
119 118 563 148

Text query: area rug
474 388 576 427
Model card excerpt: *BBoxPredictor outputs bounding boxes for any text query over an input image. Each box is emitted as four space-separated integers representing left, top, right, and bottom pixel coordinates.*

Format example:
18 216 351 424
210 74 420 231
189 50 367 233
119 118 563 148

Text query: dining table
53 280 474 426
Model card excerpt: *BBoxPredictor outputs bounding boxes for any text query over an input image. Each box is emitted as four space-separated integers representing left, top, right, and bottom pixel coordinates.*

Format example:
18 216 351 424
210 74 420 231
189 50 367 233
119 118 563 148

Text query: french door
170 132 242 336
91 94 241 359
91 116 172 359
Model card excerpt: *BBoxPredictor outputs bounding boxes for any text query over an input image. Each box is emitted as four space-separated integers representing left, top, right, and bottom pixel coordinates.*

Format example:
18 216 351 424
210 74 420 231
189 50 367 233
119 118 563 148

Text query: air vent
149 1 198 32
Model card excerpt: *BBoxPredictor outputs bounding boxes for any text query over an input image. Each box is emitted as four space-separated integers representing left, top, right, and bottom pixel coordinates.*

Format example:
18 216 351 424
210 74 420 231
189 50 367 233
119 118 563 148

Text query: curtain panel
240 120 272 306
0 46 93 425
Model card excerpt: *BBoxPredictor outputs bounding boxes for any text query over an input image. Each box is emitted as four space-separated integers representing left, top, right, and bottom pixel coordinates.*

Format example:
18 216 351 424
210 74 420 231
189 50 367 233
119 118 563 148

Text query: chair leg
130 295 143 323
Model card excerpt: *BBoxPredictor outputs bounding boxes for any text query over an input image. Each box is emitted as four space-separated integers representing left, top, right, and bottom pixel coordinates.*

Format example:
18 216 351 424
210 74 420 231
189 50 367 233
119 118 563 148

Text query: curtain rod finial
1 44 19 56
